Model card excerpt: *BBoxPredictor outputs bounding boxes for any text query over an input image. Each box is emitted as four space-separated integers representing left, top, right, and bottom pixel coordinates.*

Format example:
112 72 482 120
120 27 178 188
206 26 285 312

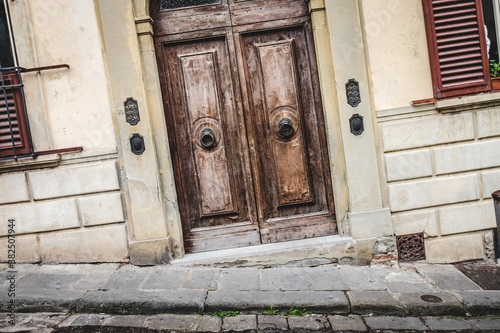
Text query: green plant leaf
262 306 279 315
285 306 307 317
490 59 500 78
211 309 240 318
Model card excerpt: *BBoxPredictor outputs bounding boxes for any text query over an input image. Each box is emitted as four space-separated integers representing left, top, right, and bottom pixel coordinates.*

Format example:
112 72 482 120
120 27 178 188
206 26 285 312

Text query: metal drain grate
455 264 500 290
396 233 426 262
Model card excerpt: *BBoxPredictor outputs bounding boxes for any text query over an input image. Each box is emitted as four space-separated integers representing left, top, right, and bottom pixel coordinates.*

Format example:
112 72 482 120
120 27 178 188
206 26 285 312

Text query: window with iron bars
0 0 34 160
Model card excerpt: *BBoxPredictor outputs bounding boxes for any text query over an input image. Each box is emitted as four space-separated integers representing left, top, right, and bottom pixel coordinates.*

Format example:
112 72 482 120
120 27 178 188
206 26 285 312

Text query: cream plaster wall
2 0 178 265
0 0 129 264
12 0 116 152
357 0 498 263
320 0 393 243
326 0 500 263
323 0 385 212
360 0 433 111
364 0 500 263
95 0 175 264
9 0 51 151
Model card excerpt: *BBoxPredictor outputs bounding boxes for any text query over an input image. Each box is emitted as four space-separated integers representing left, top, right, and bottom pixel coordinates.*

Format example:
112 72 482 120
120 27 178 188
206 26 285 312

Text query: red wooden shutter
422 0 491 98
0 73 31 157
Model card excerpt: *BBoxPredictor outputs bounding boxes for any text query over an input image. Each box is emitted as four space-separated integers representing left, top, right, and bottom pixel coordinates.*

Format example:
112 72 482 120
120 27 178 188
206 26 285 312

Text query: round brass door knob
278 118 294 138
200 128 216 149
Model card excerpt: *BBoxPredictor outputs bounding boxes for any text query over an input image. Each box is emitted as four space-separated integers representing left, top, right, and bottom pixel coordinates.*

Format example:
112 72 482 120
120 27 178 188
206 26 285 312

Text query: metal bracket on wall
130 133 145 155
124 97 140 126
20 64 70 73
349 114 364 136
346 79 361 107
493 190 500 259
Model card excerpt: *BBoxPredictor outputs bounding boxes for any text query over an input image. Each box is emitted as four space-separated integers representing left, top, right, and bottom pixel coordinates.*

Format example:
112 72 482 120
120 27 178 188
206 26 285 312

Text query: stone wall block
392 209 438 237
0 199 80 236
348 208 393 239
0 234 40 263
381 113 474 152
439 202 497 236
388 174 480 212
28 161 120 200
477 108 500 138
0 173 30 204
39 225 129 263
385 149 432 181
434 139 500 174
425 233 484 263
482 169 500 198
79 192 125 226
129 239 172 266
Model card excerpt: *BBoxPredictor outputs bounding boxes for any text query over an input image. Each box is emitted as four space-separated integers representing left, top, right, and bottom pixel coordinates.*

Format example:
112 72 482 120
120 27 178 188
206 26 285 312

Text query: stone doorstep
170 235 363 267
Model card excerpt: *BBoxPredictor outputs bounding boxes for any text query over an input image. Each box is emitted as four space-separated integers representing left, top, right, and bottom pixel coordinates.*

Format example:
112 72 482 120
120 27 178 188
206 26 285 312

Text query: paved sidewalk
1 262 500 331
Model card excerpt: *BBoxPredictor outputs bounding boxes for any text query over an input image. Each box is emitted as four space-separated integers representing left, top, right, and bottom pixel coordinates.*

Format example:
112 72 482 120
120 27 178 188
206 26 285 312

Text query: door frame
130 0 353 258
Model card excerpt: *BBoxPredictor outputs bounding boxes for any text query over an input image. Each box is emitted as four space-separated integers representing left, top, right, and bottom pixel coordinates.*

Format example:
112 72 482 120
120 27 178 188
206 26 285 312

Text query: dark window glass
0 2 14 68
160 0 220 10
482 0 499 62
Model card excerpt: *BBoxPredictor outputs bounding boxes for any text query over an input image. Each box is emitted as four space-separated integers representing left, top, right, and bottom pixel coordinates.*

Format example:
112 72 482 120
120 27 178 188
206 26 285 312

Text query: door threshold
171 235 364 267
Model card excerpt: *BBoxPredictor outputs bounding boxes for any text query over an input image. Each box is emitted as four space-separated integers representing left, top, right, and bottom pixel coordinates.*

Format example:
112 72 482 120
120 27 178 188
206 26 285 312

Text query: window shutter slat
440 59 482 69
422 0 491 98
442 78 484 87
438 40 479 50
435 9 477 18
0 2 32 159
440 53 482 63
436 27 479 38
439 46 481 57
441 65 483 75
0 76 20 148
435 21 477 31
437 34 480 44
0 73 30 156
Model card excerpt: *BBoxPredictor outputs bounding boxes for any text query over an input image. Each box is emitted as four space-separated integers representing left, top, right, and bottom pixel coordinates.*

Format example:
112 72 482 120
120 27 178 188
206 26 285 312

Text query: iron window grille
160 0 220 11
0 0 34 161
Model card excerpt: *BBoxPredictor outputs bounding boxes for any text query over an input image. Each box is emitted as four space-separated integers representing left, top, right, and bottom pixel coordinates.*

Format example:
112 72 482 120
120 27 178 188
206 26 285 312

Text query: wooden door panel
153 1 230 36
241 25 336 240
229 0 308 27
161 37 259 251
257 40 312 207
180 52 235 216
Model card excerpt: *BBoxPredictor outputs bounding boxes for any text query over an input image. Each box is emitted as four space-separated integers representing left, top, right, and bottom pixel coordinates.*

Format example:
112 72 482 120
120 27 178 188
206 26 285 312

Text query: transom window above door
160 0 220 10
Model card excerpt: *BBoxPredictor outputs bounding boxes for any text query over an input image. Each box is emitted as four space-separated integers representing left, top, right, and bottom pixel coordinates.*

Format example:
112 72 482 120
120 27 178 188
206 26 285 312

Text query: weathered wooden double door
152 0 337 253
